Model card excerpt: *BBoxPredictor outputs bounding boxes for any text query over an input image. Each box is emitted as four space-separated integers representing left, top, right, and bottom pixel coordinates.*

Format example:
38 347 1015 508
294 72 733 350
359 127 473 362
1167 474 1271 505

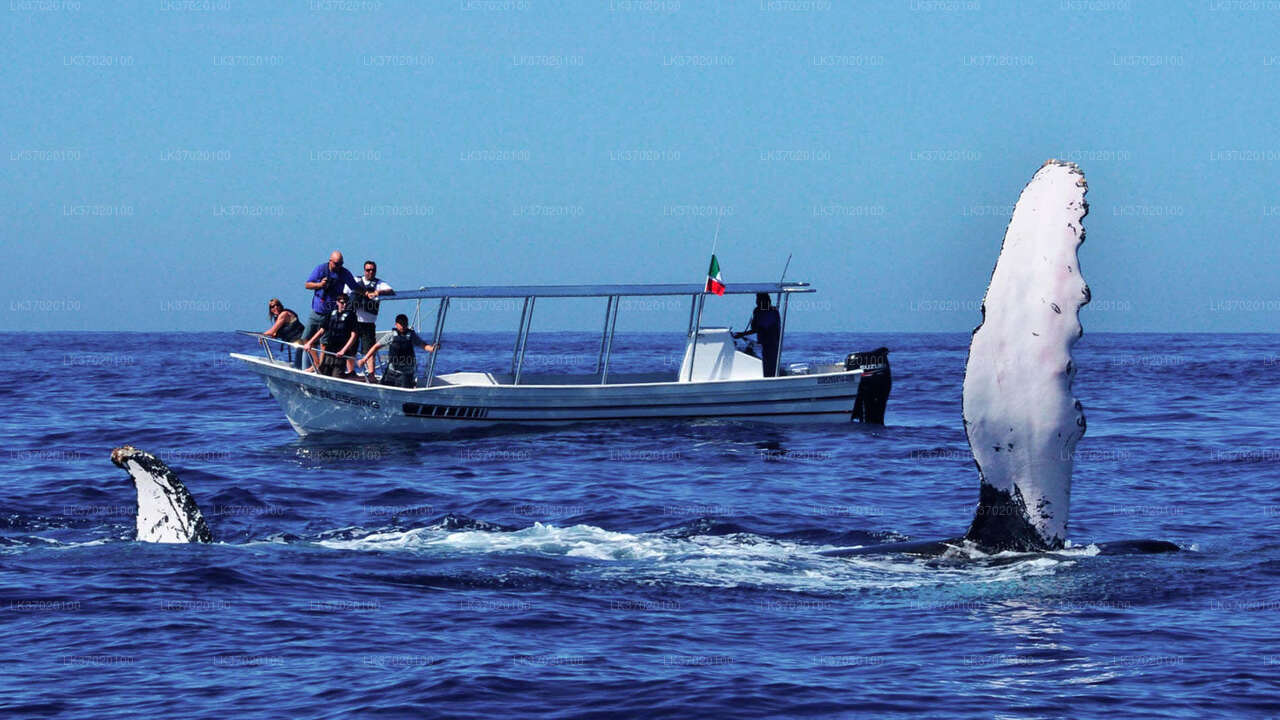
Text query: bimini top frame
389 282 813 300
383 281 816 387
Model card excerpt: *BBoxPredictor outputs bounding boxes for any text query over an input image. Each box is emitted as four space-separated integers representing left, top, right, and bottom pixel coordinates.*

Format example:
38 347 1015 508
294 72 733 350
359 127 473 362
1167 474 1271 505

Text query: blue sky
2 0 1277 332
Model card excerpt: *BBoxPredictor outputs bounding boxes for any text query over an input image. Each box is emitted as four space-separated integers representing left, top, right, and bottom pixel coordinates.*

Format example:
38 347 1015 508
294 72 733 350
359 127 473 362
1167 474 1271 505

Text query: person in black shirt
303 294 359 377
733 293 783 377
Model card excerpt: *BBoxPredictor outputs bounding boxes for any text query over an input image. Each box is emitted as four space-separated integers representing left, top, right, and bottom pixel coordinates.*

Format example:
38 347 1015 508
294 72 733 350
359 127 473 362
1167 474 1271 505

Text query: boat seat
432 371 499 386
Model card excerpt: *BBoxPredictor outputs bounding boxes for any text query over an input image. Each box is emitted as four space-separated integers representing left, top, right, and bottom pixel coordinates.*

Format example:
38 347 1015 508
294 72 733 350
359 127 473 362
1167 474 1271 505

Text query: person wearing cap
303 293 359 377
302 250 360 368
358 313 435 387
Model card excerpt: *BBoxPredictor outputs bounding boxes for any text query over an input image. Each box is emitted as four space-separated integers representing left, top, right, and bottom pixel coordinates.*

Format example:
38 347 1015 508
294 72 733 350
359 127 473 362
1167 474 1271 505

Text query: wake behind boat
233 281 891 437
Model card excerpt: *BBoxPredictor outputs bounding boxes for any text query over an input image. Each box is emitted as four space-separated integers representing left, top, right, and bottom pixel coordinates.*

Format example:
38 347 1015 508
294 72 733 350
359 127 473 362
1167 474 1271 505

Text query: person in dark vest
263 298 307 368
733 292 783 377
359 313 435 387
303 293 359 377
347 259 394 370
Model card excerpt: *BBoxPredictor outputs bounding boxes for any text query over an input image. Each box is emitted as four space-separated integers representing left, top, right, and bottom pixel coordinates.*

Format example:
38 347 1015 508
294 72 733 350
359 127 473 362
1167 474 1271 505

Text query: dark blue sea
2 331 1278 719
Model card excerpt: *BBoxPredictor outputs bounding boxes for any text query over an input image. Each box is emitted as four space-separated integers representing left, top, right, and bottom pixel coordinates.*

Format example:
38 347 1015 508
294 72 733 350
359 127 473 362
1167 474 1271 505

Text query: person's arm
264 314 287 337
303 327 325 369
411 331 435 352
341 268 360 295
359 341 384 367
377 281 394 298
305 265 327 291
303 327 324 348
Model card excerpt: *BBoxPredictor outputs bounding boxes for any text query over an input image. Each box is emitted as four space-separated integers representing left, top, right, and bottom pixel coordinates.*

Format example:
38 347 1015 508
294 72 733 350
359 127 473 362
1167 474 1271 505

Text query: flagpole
777 252 792 306
688 217 720 382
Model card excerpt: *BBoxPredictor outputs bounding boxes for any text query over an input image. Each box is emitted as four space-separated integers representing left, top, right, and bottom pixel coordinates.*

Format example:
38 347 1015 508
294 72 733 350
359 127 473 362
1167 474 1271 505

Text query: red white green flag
704 254 725 295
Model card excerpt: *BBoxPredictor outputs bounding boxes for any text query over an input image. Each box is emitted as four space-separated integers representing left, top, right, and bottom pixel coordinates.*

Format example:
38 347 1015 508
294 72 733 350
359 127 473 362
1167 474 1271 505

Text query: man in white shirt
347 259 395 367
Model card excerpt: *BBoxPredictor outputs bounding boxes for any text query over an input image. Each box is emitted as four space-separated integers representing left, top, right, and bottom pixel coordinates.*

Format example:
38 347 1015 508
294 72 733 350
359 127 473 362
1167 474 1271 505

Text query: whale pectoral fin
962 160 1089 552
112 446 213 544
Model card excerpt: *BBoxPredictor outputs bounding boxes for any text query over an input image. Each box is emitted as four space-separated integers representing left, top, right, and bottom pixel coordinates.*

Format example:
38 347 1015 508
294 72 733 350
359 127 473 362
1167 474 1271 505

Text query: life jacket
323 308 355 349
352 277 382 317
388 331 416 373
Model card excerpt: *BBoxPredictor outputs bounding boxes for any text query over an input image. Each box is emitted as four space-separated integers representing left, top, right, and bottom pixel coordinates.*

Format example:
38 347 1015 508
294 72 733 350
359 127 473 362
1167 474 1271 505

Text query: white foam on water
316 523 1075 592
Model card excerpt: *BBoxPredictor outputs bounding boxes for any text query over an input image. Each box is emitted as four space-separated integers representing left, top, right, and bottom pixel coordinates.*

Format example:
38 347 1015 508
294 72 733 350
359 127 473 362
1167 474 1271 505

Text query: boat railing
236 331 394 379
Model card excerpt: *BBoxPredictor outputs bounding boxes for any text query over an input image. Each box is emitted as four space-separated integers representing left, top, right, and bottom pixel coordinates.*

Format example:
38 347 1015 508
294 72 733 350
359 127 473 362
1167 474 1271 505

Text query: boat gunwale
229 352 865 393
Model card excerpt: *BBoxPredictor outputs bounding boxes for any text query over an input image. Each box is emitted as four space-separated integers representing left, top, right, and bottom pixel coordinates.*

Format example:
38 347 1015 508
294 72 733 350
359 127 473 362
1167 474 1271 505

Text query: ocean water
2 331 1277 719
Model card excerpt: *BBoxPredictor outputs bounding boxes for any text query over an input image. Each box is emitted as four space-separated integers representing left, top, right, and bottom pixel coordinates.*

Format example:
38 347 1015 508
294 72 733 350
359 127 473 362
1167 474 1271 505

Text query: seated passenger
263 298 306 368
359 313 435 388
303 294 358 378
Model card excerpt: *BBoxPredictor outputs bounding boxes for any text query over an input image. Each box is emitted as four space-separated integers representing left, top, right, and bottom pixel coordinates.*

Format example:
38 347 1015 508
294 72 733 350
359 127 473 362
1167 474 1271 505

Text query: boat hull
231 354 871 437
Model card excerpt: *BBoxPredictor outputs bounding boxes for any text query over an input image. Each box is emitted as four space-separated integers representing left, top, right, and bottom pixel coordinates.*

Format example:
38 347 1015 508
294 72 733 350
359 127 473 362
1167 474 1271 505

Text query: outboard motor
847 347 890 424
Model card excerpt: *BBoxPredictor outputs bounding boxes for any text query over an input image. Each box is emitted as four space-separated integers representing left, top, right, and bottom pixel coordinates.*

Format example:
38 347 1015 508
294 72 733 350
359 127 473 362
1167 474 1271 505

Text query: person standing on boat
358 313 435 388
303 293 359 377
733 293 783 377
347 259 394 368
263 298 307 368
303 251 360 367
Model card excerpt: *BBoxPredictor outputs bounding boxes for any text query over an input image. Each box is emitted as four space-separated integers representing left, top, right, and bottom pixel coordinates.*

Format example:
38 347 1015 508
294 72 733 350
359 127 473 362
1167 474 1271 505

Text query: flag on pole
704 254 725 295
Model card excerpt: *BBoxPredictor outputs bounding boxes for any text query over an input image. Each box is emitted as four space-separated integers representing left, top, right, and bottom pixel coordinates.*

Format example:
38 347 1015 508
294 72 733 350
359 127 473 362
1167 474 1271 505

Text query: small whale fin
111 446 213 544
962 160 1090 552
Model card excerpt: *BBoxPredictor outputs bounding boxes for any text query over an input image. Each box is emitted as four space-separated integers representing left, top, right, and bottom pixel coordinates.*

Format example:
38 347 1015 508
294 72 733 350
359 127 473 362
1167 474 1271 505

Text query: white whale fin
962 160 1089 552
111 446 213 544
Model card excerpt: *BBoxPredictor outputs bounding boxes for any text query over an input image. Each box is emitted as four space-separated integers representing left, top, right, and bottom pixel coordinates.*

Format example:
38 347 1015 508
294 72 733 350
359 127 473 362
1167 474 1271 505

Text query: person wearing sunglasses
303 250 359 368
347 259 394 371
303 293 359 378
263 298 306 368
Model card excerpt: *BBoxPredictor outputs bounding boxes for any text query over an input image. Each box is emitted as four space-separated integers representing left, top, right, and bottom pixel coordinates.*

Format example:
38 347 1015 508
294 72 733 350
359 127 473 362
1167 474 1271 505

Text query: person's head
363 260 376 278
334 294 349 311
328 251 344 272
394 313 409 331
268 298 283 317
756 293 773 310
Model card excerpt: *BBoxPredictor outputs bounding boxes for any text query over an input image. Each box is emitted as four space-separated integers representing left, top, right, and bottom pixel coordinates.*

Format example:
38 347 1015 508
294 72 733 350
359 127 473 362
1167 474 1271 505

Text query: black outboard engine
847 347 890 424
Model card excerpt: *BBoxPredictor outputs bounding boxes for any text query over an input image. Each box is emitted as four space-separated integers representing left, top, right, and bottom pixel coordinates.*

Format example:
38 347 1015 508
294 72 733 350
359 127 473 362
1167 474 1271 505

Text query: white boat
232 282 891 436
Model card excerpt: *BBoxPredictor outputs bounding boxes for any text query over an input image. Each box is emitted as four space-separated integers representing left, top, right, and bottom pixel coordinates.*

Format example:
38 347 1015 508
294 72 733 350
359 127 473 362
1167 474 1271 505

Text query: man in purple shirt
302 250 359 367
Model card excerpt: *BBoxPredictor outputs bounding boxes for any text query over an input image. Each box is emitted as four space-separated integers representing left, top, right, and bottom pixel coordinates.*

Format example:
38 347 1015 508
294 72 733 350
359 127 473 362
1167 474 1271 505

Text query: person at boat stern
359 313 435 388
303 250 360 368
348 259 394 368
303 293 359 377
733 293 782 377
263 298 307 368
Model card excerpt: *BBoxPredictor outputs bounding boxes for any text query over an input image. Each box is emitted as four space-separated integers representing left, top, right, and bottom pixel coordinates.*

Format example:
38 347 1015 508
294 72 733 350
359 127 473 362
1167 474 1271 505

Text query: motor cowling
848 347 890 424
